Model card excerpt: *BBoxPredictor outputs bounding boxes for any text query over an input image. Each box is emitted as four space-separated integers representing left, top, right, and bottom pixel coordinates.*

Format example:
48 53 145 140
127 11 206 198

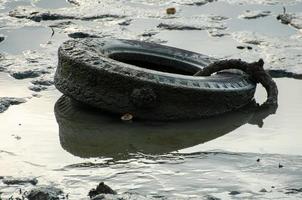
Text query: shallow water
0 0 302 199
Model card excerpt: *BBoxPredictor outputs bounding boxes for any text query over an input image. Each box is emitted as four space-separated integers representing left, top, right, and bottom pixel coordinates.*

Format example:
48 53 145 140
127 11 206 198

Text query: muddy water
0 0 302 199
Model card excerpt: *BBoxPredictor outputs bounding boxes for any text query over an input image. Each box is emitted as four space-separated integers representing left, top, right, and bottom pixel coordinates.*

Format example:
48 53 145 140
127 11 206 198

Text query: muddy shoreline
1 0 302 199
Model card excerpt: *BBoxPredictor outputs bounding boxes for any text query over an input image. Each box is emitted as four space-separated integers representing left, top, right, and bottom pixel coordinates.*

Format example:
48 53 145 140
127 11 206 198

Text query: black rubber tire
54 38 256 120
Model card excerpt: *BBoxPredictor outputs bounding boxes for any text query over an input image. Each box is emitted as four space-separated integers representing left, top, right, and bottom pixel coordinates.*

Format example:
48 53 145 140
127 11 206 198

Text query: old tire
54 38 256 120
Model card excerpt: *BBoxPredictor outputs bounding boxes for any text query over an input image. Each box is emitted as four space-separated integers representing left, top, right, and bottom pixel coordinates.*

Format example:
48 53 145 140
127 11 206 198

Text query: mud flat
0 0 302 199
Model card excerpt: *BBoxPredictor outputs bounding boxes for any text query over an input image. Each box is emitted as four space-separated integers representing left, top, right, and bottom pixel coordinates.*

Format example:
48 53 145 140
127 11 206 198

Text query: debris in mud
10 69 48 80
121 113 133 121
207 29 228 37
27 186 64 200
236 45 253 50
67 0 80 6
209 15 229 21
232 31 264 45
9 6 125 23
12 134 22 140
9 8 75 22
278 163 284 168
157 15 227 31
239 10 271 19
0 97 26 113
285 188 302 194
49 21 75 29
138 31 166 43
277 8 293 25
31 78 54 86
29 85 48 92
2 177 38 185
204 195 221 200
277 7 302 30
32 93 42 98
64 162 110 168
141 37 167 44
140 31 159 37
91 193 152 200
118 19 132 26
166 7 176 15
268 69 302 79
0 35 4 43
91 194 105 200
88 182 117 198
183 0 217 6
229 191 241 195
237 45 245 49
158 23 203 30
277 13 302 29
68 32 100 39
232 31 302 78
259 188 268 192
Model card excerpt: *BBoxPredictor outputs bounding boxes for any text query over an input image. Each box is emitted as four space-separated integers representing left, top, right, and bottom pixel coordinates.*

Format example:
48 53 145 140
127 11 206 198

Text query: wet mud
0 0 302 199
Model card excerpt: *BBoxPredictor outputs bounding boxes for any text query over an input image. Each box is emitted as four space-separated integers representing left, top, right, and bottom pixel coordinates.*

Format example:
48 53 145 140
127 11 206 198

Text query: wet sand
0 0 302 199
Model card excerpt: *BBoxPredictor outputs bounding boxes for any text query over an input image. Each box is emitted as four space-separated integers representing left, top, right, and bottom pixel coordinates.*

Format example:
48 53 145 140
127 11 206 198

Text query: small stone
259 188 267 192
166 7 176 15
256 158 260 162
88 182 116 199
121 113 133 121
247 46 253 50
278 163 284 168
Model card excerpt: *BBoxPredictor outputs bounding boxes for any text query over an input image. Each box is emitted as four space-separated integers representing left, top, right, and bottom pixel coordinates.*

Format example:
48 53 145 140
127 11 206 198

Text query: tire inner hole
108 52 201 75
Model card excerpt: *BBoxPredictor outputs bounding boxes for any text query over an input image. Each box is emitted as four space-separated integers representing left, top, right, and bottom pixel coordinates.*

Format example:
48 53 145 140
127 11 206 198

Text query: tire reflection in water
54 95 277 160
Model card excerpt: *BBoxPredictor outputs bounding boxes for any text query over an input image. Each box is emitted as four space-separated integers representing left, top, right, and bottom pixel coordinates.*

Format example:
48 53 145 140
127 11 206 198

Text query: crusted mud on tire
55 38 256 120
